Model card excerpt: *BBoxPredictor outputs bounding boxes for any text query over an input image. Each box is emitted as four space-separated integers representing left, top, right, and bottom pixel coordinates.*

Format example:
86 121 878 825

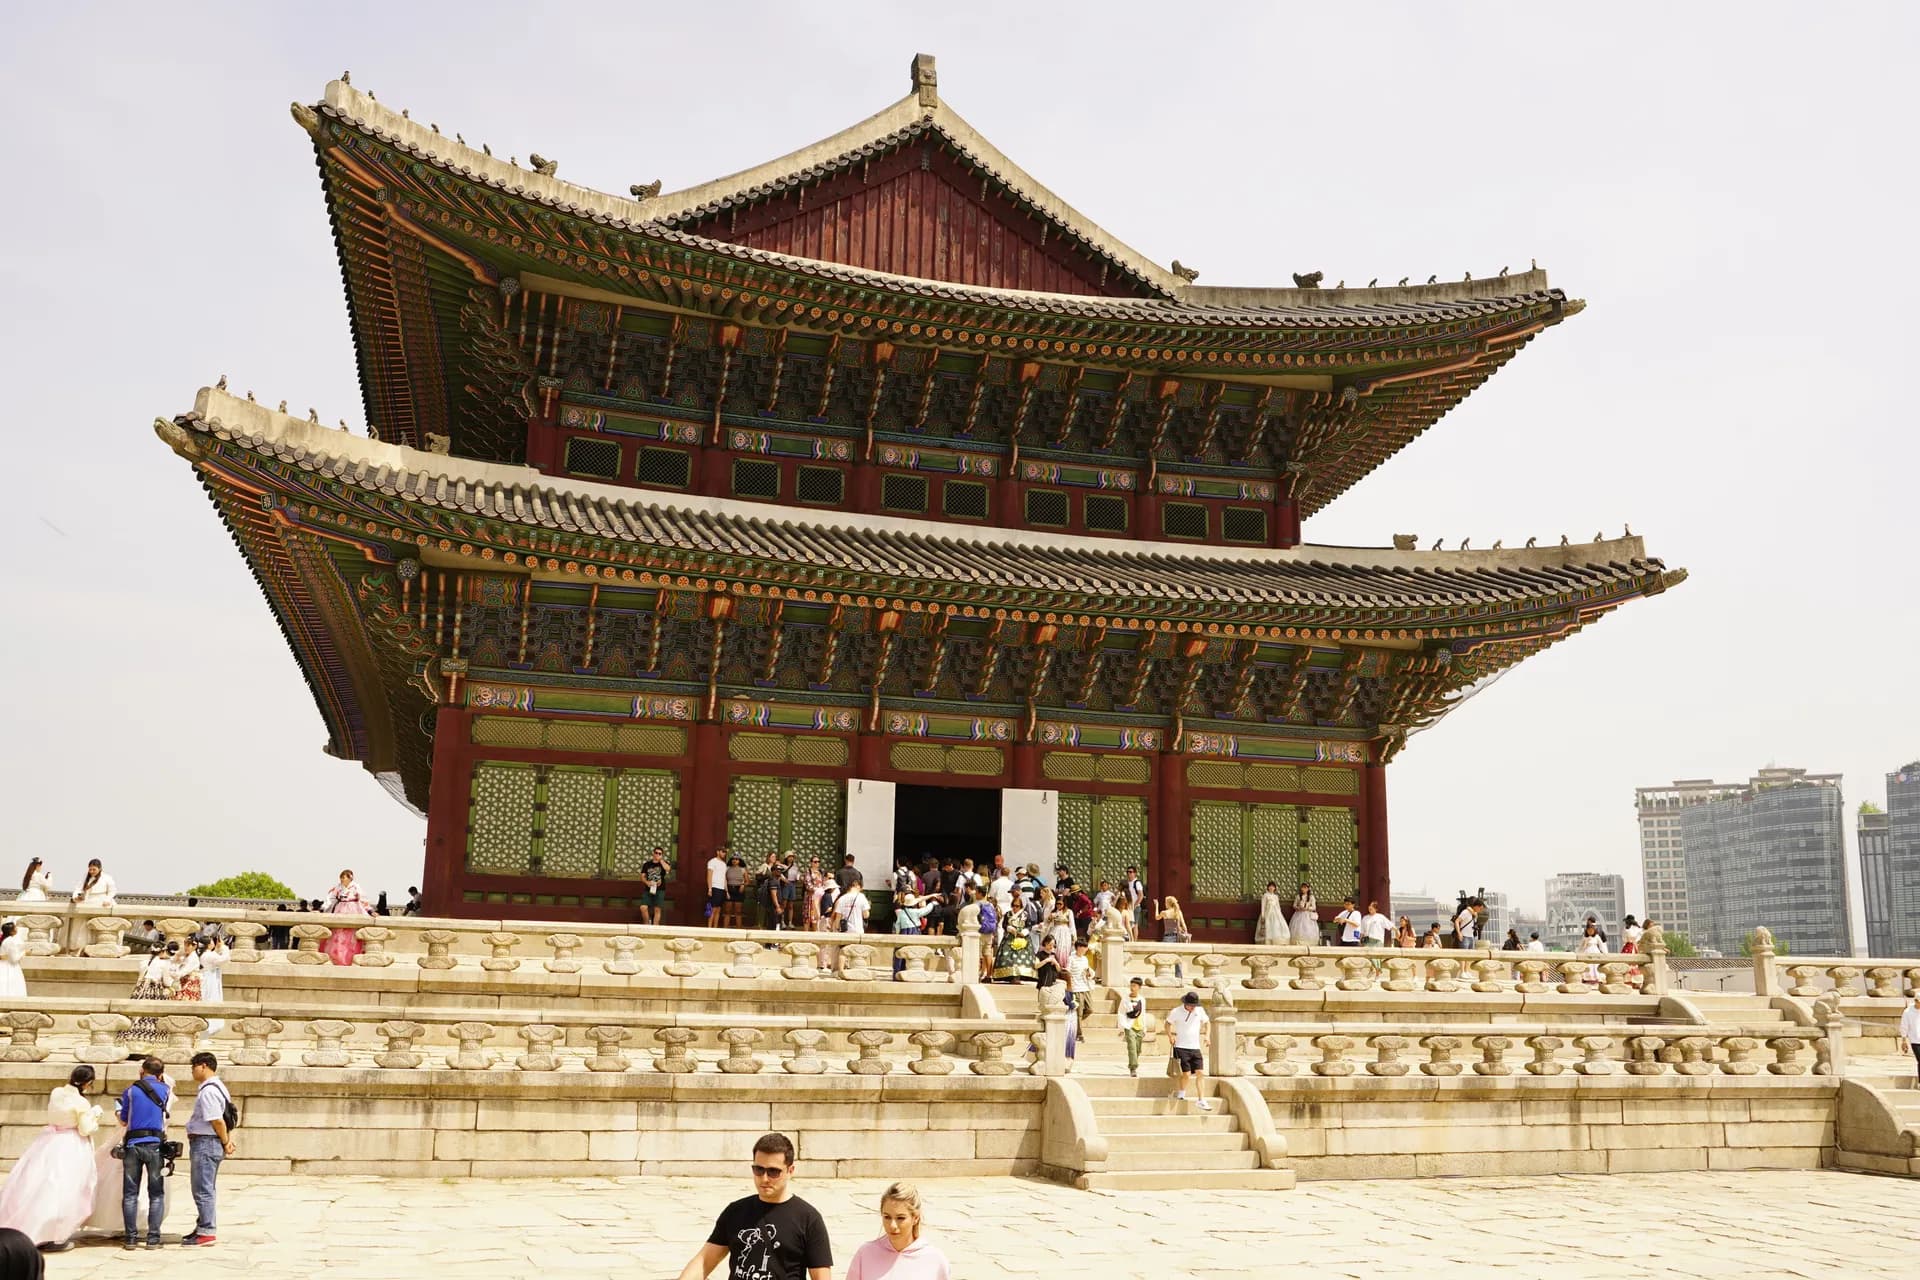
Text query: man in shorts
706 848 730 925
639 847 670 926
676 1132 831 1280
1167 990 1213 1110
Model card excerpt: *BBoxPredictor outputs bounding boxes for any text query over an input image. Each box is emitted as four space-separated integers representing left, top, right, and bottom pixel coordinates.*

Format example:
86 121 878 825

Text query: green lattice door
466 761 678 879
1187 800 1357 903
1058 794 1148 891
728 776 845 861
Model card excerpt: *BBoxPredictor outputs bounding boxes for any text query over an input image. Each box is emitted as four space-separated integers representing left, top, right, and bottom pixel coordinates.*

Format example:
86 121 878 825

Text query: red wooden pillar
1360 762 1390 911
677 720 726 924
1274 493 1300 548
853 460 880 515
1011 741 1040 790
1153 750 1191 911
697 443 731 498
1138 485 1163 544
421 705 475 917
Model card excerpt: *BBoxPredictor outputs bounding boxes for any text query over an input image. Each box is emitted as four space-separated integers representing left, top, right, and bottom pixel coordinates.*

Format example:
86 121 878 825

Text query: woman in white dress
1254 881 1287 945
1288 883 1320 947
0 922 26 999
198 936 229 1036
17 858 53 901
1576 921 1607 982
72 859 115 908
0 1066 104 1248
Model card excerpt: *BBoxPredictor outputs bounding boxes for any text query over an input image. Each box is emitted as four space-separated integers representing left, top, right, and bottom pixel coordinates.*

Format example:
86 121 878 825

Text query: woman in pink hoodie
845 1182 950 1280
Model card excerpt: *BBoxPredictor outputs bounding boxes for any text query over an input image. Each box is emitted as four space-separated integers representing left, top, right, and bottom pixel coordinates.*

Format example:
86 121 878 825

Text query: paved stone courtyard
40 1169 1920 1277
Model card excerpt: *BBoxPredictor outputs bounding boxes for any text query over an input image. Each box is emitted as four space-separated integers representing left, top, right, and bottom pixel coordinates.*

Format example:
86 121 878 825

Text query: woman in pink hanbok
322 869 374 965
0 1066 104 1249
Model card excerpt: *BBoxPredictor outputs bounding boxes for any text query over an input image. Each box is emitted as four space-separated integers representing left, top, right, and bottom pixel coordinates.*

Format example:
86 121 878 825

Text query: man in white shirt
989 871 1014 914
1454 903 1478 949
1360 900 1392 947
1117 976 1148 1077
705 850 729 925
1525 932 1546 953
1899 994 1920 1080
832 878 870 935
1334 898 1363 946
1167 991 1213 1109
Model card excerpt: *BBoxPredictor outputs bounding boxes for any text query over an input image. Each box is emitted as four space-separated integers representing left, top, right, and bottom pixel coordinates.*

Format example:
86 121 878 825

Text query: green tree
185 871 296 901
1739 929 1789 957
1662 931 1699 958
1859 801 1884 815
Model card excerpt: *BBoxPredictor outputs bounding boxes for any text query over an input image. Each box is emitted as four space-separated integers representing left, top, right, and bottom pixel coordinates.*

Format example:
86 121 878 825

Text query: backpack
199 1078 240 1130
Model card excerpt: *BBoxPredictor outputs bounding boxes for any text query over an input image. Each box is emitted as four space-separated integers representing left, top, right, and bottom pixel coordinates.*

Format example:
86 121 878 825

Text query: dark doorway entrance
893 785 1001 869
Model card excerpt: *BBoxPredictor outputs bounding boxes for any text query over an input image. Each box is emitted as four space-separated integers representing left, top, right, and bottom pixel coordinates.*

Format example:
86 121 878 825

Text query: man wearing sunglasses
676 1132 831 1280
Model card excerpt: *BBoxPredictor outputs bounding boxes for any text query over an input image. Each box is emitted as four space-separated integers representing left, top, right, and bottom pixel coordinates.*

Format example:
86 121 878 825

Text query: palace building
158 57 1683 933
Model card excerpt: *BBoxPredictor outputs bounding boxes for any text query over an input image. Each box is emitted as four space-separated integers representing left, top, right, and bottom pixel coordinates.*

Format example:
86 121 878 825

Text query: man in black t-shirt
639 848 670 926
676 1132 831 1280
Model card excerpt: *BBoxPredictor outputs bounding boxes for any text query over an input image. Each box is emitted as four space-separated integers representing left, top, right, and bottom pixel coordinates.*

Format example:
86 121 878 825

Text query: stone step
1100 1114 1242 1135
1087 1096 1223 1117
1077 1168 1296 1192
1099 1147 1260 1172
1104 1131 1250 1153
1078 1075 1208 1098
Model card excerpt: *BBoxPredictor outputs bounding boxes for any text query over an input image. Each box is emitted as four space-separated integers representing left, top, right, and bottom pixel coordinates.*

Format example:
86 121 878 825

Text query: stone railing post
1673 1035 1715 1076
909 1030 955 1075
1573 1035 1616 1075
1311 1034 1356 1076
719 1028 765 1073
1255 1034 1298 1076
1865 967 1901 999
850 1028 898 1075
518 1023 563 1071
1419 1035 1463 1076
585 1026 632 1072
1720 1035 1762 1075
417 929 457 970
1145 952 1184 987
1815 1001 1849 1076
1783 964 1821 998
77 1013 134 1064
14 914 63 957
779 940 821 981
1368 1035 1411 1077
1904 967 1920 999
1624 1035 1667 1075
1750 926 1779 996
960 920 985 986
1473 1035 1515 1076
156 918 200 952
354 925 395 967
603 936 642 975
82 916 131 959
1556 960 1589 994
1245 953 1283 990
1598 961 1637 995
544 933 583 973
480 932 521 972
1 1011 54 1062
1766 1034 1810 1075
375 1020 426 1069
157 1014 207 1057
304 1018 354 1067
1643 923 1671 997
654 1026 697 1073
448 1021 497 1070
724 940 761 979
1472 958 1507 993
1194 952 1229 990
896 944 935 983
230 1016 282 1067
1335 956 1374 991
782 1028 828 1074
289 923 331 965
1828 966 1862 998
1526 1035 1566 1075
838 942 878 983
1381 955 1417 992
225 921 267 963
1289 954 1327 991
1425 957 1463 993
1515 959 1551 993
967 1030 1015 1075
663 938 703 977
1208 991 1239 1077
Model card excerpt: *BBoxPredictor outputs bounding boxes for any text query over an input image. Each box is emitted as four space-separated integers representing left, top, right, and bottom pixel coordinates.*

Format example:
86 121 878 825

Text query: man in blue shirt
116 1056 171 1249
181 1051 235 1247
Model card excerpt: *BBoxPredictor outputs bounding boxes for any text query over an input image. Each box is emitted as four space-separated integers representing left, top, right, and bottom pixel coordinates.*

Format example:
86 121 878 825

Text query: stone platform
31 1170 1920 1279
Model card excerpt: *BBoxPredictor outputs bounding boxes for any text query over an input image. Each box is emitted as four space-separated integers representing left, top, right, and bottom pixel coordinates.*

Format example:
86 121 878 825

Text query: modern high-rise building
1865 762 1920 957
1859 804 1893 957
1635 778 1744 939
1544 872 1626 949
1390 890 1452 934
1680 767 1848 957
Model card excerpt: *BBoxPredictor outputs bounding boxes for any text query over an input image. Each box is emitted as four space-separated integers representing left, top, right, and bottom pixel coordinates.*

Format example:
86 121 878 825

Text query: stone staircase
1688 995 1790 1028
1073 1075 1294 1191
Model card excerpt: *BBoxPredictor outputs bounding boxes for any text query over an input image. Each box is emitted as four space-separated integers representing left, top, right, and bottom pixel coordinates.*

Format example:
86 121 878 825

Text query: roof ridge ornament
911 53 939 112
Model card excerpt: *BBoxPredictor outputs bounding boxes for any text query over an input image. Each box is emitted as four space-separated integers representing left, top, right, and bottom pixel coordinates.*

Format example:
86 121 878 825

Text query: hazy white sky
2 3 1913 916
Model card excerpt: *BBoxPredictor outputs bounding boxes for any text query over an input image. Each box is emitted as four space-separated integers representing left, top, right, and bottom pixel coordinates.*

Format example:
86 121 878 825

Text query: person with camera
115 1057 172 1250
179 1051 235 1247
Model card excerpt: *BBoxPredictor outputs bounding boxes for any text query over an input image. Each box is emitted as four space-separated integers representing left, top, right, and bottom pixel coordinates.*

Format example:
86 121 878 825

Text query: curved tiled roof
166 390 1681 625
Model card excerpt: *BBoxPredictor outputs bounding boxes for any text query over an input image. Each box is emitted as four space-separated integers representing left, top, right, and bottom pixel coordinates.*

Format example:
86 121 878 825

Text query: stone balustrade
1106 939 1653 997
1768 957 1920 1001
1241 1022 1820 1079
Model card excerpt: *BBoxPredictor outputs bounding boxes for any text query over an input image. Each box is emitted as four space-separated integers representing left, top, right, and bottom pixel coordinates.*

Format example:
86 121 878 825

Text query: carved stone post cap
1372 1035 1409 1049
666 938 702 953
586 1025 632 1043
154 1014 208 1034
520 1022 562 1041
654 1026 696 1043
546 933 582 946
308 1019 355 1036
849 1028 894 1047
605 936 640 950
225 921 267 937
421 929 457 942
1257 1033 1296 1048
4 1010 54 1031
726 940 760 956
81 1012 134 1032
377 1020 426 1037
450 1021 497 1039
909 1030 954 1048
232 1016 283 1034
784 1028 829 1047
482 932 520 945
290 923 332 939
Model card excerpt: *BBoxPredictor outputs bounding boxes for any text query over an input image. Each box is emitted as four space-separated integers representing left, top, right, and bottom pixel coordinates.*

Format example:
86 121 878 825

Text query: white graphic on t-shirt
732 1223 779 1280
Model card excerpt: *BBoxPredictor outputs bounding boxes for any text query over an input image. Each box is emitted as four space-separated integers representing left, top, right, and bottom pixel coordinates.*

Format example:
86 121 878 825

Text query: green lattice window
729 775 844 861
1058 794 1147 892
1187 800 1357 903
466 761 678 879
